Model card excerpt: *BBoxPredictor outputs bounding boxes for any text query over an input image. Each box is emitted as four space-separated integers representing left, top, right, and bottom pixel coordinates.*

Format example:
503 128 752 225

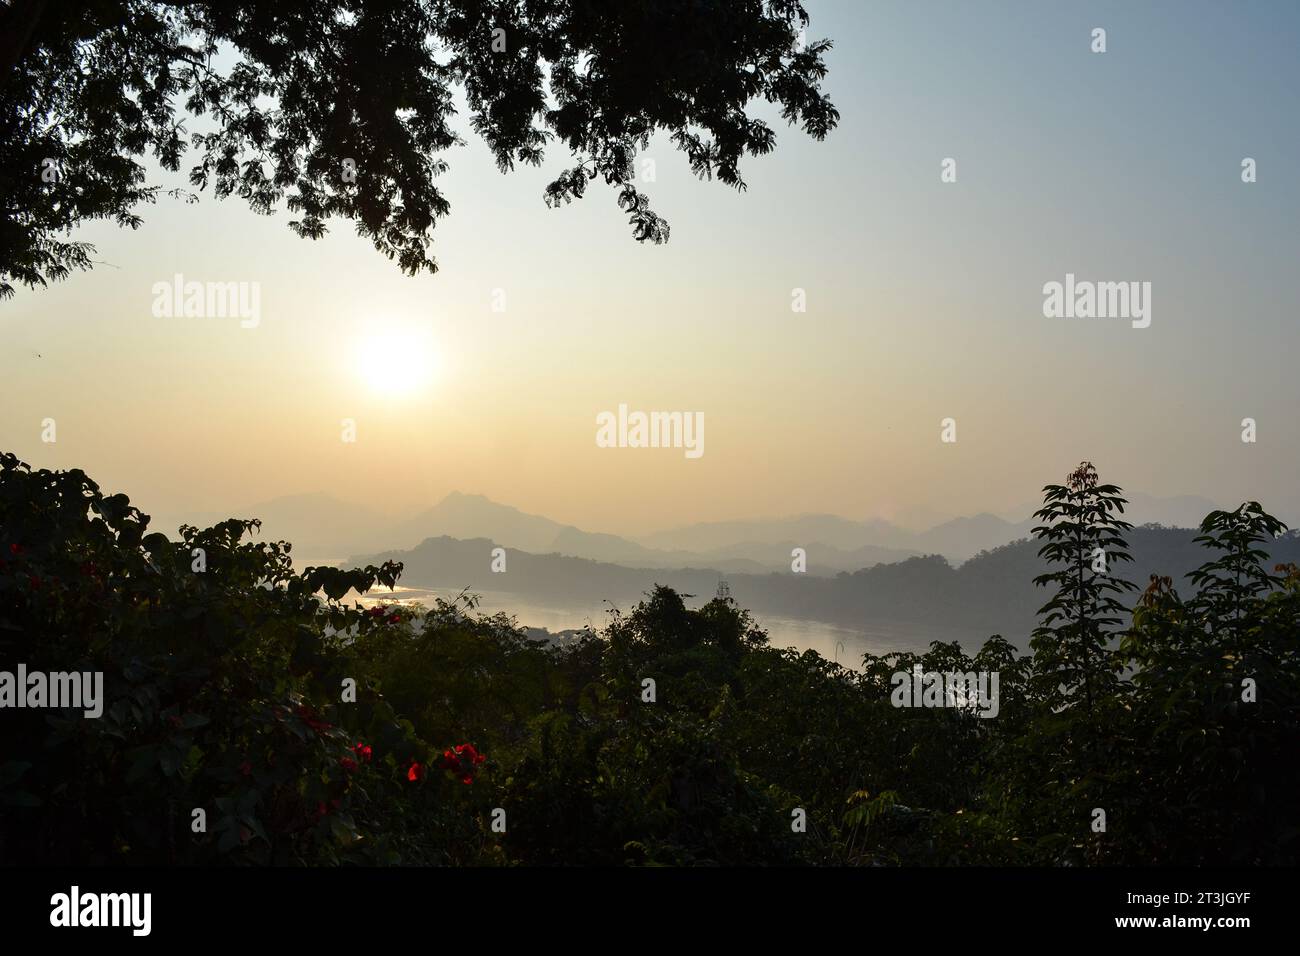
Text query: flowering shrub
0 453 487 864
439 744 487 785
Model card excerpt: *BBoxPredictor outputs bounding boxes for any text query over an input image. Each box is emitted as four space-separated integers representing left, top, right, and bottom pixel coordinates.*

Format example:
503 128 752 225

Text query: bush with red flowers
438 744 487 785
0 452 473 865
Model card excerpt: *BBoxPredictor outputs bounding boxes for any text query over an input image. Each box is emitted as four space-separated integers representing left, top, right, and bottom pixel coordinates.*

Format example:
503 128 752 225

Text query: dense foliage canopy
0 0 838 298
1 453 1296 865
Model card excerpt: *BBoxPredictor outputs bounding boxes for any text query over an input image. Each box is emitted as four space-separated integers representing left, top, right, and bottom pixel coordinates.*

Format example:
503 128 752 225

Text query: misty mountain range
156 488 1228 573
346 525 1300 651
150 489 1300 648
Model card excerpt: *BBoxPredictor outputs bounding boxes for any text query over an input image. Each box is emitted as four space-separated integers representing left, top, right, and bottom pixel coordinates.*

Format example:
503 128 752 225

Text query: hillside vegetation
1 454 1296 865
354 525 1300 646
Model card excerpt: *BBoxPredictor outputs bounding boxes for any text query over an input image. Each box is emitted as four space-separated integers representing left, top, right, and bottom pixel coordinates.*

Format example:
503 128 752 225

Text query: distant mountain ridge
155 488 1234 573
349 526 1300 653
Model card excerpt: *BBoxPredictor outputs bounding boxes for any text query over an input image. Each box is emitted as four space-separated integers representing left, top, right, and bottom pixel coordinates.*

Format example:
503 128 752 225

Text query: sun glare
355 328 437 398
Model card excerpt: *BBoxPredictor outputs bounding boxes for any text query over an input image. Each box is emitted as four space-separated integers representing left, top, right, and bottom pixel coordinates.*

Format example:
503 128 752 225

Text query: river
298 556 975 670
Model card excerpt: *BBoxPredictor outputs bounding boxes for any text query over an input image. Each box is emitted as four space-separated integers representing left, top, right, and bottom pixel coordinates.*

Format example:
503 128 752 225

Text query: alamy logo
890 665 1000 718
595 404 704 459
151 273 261 328
50 886 151 936
0 664 103 718
1042 272 1151 328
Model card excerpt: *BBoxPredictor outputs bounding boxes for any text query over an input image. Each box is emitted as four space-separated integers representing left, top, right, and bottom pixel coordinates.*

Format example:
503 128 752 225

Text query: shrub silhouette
2 452 1296 865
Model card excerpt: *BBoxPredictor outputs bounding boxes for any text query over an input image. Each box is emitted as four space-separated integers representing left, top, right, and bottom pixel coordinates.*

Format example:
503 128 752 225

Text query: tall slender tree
1186 502 1287 661
1029 462 1138 717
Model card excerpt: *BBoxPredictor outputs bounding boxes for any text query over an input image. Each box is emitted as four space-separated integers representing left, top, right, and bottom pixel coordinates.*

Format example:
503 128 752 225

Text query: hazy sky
4 0 1298 536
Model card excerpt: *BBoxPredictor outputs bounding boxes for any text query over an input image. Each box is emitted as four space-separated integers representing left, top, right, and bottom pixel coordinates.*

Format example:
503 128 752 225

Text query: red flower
365 606 386 617
457 743 486 766
238 760 252 777
407 761 424 782
28 575 41 589
340 757 358 772
352 742 372 763
386 613 401 624
439 743 486 783
9 543 21 556
315 801 328 819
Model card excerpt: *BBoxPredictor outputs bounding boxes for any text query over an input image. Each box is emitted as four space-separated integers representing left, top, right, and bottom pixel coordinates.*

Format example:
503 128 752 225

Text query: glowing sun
355 328 438 397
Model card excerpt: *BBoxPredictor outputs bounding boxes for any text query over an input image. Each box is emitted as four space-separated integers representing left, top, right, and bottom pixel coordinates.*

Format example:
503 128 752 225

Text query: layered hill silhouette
348 523 1300 649
159 489 1227 575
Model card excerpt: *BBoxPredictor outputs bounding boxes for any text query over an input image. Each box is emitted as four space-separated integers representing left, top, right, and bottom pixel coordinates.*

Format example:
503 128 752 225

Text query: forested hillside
2 454 1297 865
355 525 1300 647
